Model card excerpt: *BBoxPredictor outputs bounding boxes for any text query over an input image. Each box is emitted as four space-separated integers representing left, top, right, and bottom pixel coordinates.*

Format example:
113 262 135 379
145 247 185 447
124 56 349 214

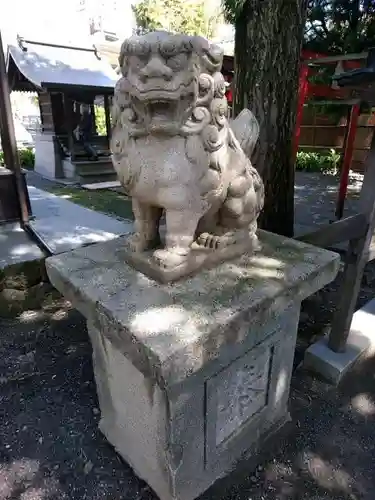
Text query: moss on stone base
0 258 59 318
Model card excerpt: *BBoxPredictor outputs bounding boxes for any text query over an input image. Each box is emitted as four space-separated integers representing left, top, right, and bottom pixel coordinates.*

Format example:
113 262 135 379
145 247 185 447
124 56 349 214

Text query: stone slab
28 186 133 254
46 230 340 500
0 223 44 269
124 234 260 283
87 306 298 500
46 230 340 387
82 181 121 190
303 297 375 384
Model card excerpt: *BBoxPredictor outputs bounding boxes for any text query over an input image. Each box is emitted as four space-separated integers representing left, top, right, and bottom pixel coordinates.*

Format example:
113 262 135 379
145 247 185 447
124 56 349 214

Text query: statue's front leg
128 198 162 252
153 209 202 269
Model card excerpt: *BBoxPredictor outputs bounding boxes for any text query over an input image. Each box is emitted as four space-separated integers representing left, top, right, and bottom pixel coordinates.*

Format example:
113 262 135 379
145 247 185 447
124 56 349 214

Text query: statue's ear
119 40 130 76
230 109 260 158
200 42 224 74
118 41 126 68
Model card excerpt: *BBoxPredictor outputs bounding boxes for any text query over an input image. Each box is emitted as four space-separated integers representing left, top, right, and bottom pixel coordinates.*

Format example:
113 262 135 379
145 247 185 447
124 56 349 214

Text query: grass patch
48 186 134 221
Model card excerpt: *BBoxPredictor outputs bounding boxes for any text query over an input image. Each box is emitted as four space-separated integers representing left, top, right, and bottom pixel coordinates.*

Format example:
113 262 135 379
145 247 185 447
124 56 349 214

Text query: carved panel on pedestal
214 348 271 445
205 344 274 460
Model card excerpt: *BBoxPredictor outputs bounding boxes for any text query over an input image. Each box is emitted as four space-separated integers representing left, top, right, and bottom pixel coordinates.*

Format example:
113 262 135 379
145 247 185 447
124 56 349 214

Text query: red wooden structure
295 50 368 220
222 49 371 222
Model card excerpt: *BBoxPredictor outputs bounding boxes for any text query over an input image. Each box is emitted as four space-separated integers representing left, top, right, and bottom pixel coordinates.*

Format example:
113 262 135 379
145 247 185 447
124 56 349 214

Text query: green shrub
296 149 341 174
19 147 35 168
0 147 35 169
94 105 107 136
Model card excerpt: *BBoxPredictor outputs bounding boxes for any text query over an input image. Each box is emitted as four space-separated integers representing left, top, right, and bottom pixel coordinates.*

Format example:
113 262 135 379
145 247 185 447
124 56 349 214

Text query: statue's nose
140 57 173 81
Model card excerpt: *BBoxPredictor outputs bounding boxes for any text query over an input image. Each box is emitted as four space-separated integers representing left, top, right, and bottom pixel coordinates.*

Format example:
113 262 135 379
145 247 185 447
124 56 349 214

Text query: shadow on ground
1 300 375 500
294 172 362 236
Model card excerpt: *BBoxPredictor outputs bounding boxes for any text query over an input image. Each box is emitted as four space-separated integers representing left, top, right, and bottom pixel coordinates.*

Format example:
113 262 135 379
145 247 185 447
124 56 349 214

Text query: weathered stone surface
0 253 50 318
1 288 27 303
46 230 339 500
46 230 339 387
123 233 260 283
304 296 375 384
87 322 171 499
111 31 263 281
0 282 56 318
0 259 46 291
86 308 301 500
213 346 271 446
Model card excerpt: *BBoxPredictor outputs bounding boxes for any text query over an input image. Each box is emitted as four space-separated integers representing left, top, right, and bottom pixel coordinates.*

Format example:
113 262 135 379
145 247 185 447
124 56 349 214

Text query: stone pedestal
46 230 339 500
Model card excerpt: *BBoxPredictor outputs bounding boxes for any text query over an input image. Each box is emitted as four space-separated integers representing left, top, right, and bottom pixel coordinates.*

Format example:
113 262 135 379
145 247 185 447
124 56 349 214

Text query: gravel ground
1 262 375 500
0 307 152 500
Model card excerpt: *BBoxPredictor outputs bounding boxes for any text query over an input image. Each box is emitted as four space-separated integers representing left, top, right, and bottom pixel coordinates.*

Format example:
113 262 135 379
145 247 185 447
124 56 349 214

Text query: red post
293 63 309 162
335 103 360 220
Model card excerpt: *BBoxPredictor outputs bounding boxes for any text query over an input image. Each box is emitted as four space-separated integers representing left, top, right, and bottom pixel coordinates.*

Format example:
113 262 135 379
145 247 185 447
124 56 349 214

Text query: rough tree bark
233 0 308 236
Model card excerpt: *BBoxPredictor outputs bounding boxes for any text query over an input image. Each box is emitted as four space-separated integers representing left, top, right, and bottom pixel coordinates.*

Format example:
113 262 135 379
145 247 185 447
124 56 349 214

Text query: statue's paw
127 232 159 253
196 232 222 249
153 248 188 269
196 231 236 249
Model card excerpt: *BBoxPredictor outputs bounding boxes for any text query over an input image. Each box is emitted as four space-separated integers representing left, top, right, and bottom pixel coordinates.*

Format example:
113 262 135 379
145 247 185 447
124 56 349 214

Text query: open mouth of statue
130 85 196 128
146 99 177 121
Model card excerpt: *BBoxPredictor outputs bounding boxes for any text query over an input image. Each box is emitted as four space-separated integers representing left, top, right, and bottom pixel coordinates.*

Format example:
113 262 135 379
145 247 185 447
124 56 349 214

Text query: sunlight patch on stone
50 309 69 321
20 487 45 500
19 310 43 323
0 459 39 499
351 393 375 416
302 451 353 492
131 306 192 336
10 244 41 257
275 368 288 405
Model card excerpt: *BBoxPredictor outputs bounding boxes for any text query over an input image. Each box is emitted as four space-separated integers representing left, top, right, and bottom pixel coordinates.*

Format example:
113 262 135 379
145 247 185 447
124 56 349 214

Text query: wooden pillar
90 103 97 135
293 63 309 162
104 94 111 142
335 103 360 220
63 94 75 161
38 91 55 133
328 128 375 352
0 28 30 224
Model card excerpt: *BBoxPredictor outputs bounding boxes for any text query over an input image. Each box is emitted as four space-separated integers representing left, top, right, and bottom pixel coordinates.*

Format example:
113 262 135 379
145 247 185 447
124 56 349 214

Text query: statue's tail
230 109 259 159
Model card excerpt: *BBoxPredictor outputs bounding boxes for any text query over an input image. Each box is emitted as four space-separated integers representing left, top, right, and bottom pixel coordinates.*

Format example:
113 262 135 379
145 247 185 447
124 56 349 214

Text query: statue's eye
129 55 148 71
167 54 187 71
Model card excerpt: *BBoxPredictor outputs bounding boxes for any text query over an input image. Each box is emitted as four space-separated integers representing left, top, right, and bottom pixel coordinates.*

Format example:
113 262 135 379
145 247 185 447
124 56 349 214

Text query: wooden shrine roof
7 37 118 94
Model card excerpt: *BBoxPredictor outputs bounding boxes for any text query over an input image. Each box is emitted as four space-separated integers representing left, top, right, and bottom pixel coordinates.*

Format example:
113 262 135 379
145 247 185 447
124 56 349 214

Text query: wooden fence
299 109 375 173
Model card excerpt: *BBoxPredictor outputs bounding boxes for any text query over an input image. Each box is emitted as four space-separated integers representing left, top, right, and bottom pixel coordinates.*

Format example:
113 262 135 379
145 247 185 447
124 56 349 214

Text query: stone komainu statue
111 31 264 277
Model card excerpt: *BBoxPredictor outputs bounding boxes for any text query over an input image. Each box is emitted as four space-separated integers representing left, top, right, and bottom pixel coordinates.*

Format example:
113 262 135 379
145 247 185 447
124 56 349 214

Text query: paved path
0 223 44 269
26 170 61 191
26 169 364 237
28 186 132 254
1 172 132 270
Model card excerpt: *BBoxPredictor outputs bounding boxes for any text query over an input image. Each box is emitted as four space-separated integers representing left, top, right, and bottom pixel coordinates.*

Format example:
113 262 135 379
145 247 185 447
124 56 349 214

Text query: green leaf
132 0 223 36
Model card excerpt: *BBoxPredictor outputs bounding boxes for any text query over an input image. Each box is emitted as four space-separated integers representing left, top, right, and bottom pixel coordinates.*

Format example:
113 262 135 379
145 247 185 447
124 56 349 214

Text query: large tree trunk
233 0 308 236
